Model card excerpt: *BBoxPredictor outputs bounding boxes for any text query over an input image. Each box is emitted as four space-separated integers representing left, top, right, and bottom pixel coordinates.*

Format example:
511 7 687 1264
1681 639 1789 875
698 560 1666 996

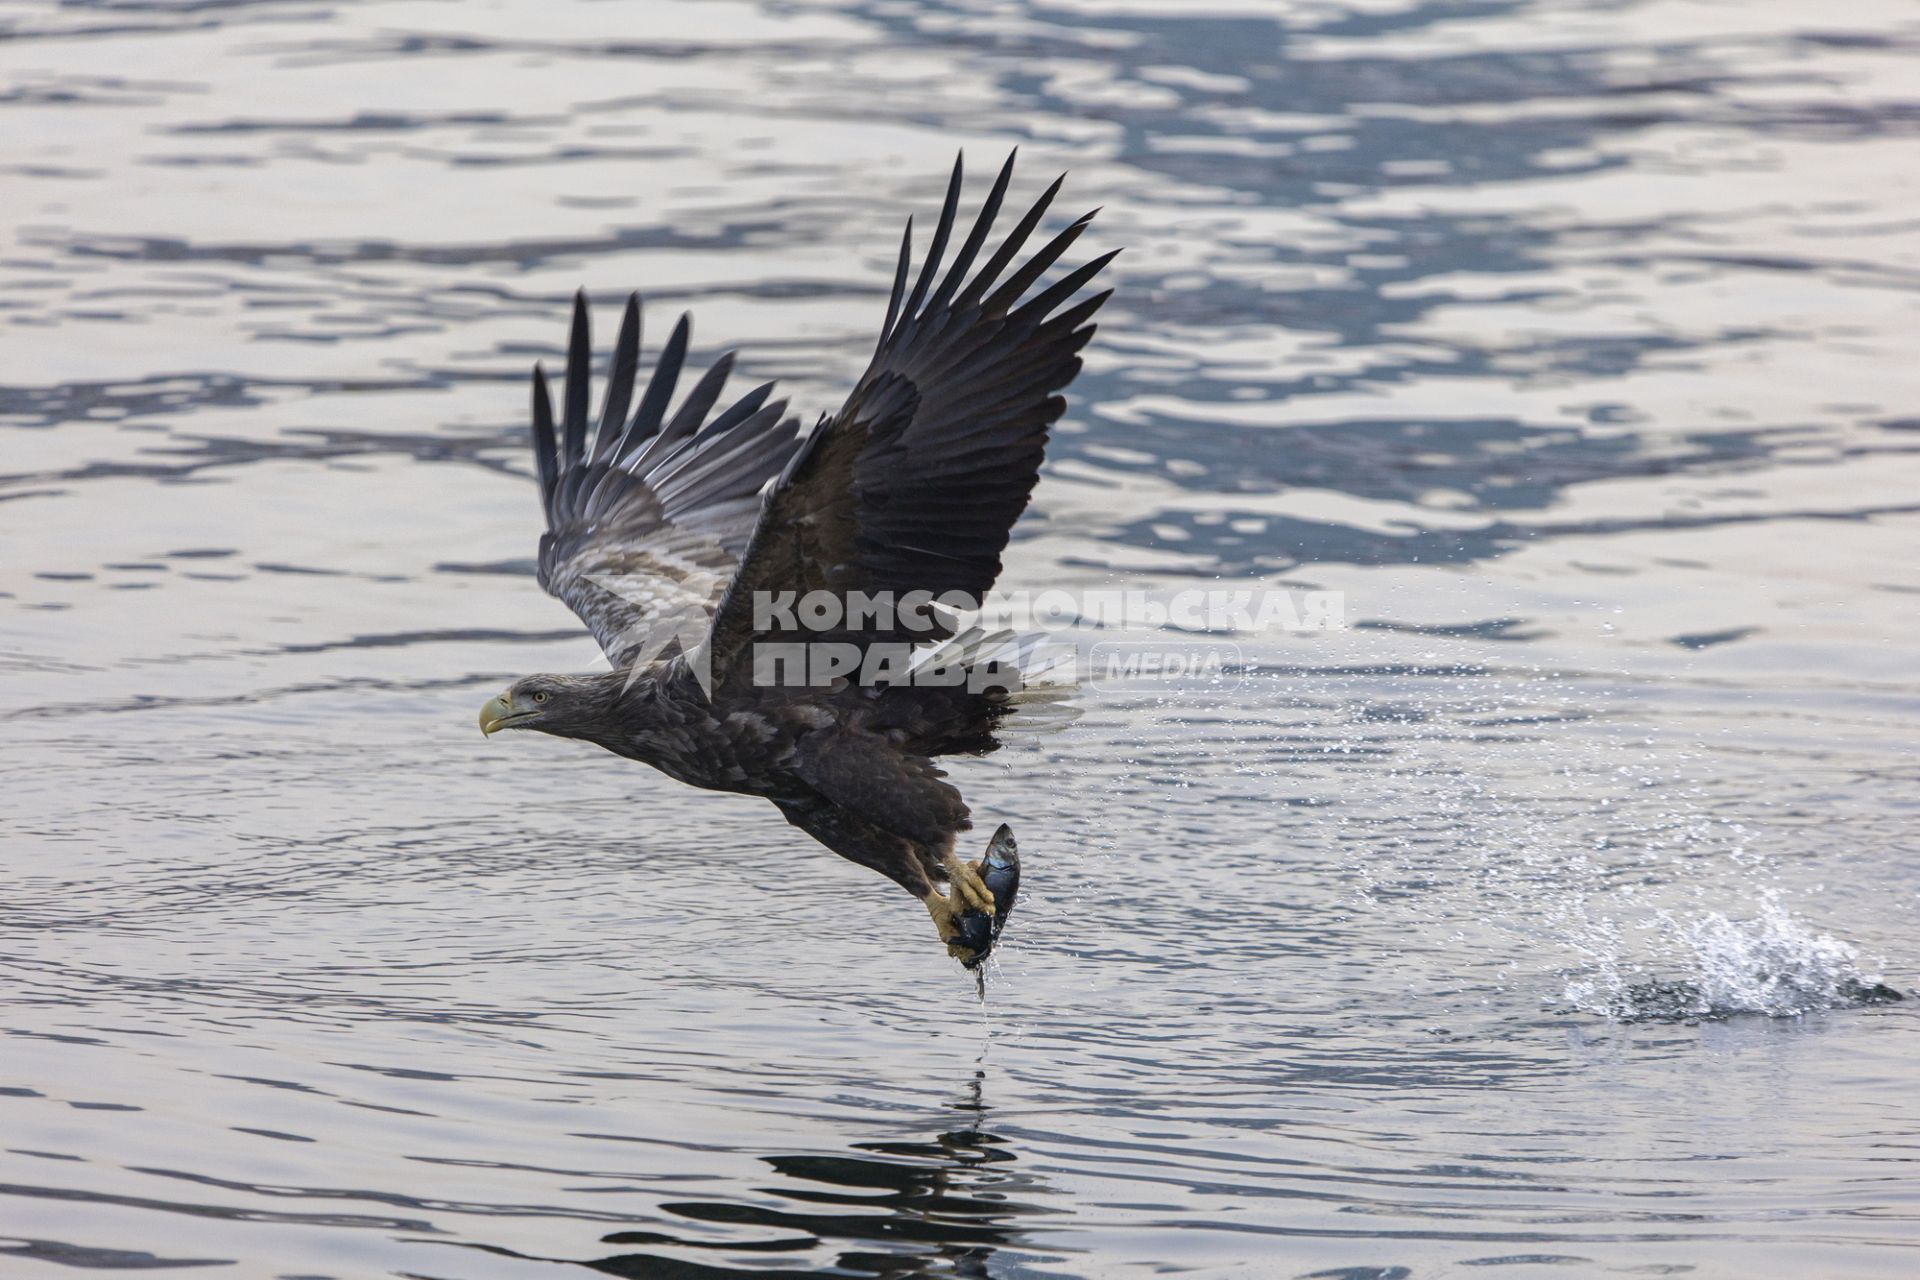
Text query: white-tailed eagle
478 155 1113 967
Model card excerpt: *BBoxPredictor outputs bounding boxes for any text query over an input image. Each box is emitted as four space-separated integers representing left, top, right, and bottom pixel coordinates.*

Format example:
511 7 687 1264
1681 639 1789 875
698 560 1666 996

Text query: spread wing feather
530 291 802 669
703 152 1115 687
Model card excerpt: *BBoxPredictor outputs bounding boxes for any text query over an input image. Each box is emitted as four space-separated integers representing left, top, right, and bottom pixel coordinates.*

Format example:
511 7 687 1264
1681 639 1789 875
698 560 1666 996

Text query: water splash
1293 662 1904 1023
1564 893 1904 1022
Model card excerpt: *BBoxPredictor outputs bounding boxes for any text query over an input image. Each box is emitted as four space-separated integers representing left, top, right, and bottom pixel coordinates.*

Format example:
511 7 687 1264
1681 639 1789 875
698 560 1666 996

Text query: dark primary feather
588 294 640 465
704 152 1115 687
530 291 802 668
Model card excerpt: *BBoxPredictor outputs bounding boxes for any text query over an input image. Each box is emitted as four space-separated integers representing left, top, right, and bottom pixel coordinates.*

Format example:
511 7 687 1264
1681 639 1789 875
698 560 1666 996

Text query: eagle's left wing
529 293 802 669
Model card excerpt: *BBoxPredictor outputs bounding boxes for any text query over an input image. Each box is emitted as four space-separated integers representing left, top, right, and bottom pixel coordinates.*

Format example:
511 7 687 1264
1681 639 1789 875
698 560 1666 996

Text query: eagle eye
533 691 549 703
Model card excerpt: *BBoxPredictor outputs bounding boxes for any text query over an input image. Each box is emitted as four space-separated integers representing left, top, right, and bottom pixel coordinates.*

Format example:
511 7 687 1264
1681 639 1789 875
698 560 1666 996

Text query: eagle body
479 154 1113 965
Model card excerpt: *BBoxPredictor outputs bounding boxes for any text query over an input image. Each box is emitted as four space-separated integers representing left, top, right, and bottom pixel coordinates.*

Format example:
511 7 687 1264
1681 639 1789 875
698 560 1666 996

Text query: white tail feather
910 626 1081 735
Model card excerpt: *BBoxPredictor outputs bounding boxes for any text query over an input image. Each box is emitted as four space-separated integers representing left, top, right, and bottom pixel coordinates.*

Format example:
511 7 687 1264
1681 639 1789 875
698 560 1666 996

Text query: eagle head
479 673 628 739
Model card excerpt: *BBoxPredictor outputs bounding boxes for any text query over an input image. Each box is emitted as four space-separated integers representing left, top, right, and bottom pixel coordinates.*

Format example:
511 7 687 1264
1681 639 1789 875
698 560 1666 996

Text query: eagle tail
907 626 1082 741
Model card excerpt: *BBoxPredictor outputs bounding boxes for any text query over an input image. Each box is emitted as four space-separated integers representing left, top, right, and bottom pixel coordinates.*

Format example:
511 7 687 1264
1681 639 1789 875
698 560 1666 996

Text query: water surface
4 0 1919 1276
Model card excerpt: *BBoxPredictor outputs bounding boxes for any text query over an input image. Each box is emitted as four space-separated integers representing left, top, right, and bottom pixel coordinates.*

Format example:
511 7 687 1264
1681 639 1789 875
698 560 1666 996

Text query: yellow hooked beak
479 690 517 736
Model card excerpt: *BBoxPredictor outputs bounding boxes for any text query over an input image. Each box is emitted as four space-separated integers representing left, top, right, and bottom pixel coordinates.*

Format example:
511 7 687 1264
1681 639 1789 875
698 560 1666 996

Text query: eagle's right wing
529 293 802 670
700 152 1115 691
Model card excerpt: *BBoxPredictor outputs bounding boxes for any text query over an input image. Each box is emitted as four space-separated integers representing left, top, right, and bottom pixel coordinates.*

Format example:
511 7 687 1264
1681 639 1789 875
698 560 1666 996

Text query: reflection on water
464 1077 1055 1279
3 0 1919 1275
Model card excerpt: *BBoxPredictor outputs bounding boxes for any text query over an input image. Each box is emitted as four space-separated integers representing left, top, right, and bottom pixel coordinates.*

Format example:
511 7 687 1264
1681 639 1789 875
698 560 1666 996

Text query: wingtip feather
631 312 692 439
563 291 591 458
877 215 914 353
592 292 643 462
530 362 558 519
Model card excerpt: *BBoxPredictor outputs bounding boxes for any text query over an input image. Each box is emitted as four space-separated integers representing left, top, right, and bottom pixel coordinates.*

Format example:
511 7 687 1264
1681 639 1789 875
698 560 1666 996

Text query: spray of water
1297 659 1903 1023
1563 890 1901 1021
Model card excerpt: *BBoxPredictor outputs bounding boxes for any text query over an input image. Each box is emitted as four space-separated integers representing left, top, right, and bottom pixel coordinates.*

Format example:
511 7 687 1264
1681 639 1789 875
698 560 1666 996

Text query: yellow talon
923 885 986 963
942 853 996 915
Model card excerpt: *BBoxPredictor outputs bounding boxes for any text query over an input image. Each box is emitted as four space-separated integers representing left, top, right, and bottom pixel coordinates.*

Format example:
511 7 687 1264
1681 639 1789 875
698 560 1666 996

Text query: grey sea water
2 1 1917 1276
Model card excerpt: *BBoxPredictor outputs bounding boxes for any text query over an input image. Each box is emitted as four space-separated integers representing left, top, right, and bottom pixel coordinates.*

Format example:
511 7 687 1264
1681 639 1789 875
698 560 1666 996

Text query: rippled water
4 0 1919 1276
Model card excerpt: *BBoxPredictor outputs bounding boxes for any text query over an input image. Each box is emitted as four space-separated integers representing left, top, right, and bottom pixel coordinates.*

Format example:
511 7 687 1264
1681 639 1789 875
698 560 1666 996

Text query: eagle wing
529 292 803 669
701 152 1116 690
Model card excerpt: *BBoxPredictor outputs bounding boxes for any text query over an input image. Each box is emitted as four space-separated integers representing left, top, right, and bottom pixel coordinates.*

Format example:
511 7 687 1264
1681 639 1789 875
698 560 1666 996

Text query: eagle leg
923 890 966 956
773 791 1016 969
922 850 990 964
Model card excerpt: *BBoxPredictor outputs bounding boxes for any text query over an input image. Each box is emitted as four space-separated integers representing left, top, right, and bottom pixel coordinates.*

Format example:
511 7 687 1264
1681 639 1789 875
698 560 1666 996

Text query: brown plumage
479 153 1113 965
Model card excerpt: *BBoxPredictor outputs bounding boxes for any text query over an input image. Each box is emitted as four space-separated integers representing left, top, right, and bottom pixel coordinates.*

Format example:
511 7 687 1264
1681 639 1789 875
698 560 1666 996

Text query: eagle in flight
478 155 1113 968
